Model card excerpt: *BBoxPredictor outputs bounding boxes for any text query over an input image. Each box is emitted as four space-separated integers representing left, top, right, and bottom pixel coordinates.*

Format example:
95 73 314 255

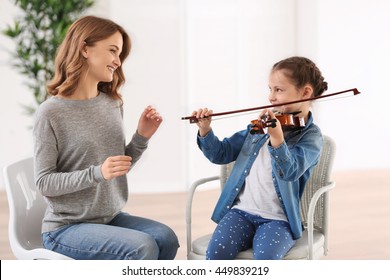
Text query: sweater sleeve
33 110 105 197
125 131 149 168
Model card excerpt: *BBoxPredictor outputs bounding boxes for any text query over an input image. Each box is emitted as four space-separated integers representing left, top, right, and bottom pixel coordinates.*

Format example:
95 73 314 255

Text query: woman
33 15 179 260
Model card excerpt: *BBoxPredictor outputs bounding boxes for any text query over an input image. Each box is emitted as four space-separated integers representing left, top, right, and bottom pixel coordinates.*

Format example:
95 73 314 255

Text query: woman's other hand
137 106 163 139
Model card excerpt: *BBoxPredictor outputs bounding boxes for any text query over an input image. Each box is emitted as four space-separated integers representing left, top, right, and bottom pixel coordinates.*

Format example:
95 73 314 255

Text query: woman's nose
114 55 121 67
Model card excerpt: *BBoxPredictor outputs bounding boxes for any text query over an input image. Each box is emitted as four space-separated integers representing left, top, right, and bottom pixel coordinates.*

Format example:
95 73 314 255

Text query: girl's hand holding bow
191 108 213 137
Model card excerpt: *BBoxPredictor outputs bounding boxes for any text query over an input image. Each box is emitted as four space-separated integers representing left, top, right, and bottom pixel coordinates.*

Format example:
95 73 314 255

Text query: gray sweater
33 92 148 233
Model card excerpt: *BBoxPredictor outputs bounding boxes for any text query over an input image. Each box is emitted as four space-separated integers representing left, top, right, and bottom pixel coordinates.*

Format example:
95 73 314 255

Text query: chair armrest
186 176 220 257
307 181 336 259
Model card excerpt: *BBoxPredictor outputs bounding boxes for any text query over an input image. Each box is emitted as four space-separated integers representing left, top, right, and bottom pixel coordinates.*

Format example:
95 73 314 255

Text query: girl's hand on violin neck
259 109 284 147
137 106 163 139
101 156 132 180
192 108 213 137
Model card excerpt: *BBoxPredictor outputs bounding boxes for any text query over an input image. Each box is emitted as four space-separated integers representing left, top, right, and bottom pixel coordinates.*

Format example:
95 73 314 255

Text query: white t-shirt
234 140 287 222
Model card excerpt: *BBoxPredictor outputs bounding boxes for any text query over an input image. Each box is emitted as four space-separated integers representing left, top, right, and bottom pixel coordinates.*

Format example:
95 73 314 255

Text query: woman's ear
81 42 88 58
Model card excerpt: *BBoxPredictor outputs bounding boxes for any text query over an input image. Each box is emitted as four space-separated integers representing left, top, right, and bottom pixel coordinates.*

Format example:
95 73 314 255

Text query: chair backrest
219 135 336 230
299 135 336 230
3 157 47 253
220 160 234 190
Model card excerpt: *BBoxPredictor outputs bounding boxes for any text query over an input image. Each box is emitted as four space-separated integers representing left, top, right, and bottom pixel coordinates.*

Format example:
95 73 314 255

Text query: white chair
3 157 72 259
186 135 336 260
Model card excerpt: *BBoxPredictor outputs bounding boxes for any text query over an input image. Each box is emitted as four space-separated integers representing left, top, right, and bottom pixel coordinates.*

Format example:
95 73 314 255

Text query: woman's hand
101 156 132 180
192 108 213 137
137 106 163 139
259 109 284 147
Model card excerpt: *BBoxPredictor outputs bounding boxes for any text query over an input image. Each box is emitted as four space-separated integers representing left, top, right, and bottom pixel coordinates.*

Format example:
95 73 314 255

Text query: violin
250 111 305 134
181 88 361 127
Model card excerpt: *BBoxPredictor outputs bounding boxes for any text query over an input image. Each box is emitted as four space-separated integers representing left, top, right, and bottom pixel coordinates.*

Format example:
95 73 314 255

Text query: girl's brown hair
47 16 131 103
272 56 328 97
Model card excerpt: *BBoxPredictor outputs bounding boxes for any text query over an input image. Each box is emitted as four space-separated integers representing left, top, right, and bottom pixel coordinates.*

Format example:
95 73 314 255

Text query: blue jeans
206 209 295 260
42 212 179 260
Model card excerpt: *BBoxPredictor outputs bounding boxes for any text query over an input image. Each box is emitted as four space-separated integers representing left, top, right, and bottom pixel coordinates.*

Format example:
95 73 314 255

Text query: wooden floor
1 169 389 260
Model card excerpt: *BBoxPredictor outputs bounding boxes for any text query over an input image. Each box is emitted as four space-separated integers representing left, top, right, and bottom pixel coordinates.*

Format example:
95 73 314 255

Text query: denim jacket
197 112 323 240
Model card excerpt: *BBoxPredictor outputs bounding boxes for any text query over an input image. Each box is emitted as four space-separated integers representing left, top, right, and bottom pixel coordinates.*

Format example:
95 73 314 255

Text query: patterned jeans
206 208 295 260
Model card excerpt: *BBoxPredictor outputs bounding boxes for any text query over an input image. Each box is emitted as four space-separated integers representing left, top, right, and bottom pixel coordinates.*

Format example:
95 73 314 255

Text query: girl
192 56 327 260
33 16 179 260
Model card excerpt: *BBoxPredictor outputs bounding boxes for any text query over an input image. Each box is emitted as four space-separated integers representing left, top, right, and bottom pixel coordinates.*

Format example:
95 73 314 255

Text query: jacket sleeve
268 130 323 182
196 128 247 164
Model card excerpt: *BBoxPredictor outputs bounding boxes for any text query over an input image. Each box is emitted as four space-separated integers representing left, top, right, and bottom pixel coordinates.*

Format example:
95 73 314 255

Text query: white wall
1 0 389 193
315 0 390 170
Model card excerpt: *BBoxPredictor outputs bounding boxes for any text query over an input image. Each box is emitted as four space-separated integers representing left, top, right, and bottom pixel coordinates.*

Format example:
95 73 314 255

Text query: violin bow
181 88 361 123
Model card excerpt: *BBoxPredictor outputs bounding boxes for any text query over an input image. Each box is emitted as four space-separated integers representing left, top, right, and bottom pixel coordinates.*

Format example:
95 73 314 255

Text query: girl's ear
302 85 314 98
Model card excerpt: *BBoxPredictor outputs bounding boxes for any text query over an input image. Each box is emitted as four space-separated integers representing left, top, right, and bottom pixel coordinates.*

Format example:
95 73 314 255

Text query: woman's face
83 31 123 83
268 69 311 114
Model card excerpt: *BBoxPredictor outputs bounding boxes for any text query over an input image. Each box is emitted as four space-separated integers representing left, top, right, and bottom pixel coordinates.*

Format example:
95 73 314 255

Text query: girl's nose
268 91 276 103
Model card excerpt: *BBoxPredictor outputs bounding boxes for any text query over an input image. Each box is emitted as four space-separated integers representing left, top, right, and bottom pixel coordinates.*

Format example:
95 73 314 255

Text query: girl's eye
110 49 116 54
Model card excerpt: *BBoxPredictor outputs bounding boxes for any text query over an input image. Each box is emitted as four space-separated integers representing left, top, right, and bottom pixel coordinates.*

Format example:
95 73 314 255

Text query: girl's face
268 69 312 114
83 31 123 83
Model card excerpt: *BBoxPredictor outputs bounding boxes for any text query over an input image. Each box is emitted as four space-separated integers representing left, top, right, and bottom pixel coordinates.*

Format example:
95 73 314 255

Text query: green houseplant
3 0 95 114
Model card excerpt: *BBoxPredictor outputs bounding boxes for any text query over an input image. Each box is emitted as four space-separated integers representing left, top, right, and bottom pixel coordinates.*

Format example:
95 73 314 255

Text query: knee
165 227 179 248
155 226 179 260
127 236 159 260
